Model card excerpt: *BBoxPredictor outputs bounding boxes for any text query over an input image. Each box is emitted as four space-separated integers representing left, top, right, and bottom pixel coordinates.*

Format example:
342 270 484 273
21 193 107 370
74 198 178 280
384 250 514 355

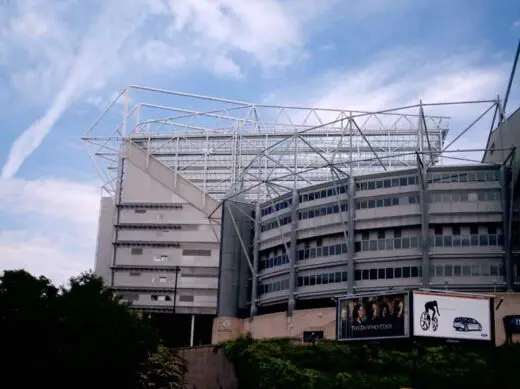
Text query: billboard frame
335 290 412 343
410 289 496 346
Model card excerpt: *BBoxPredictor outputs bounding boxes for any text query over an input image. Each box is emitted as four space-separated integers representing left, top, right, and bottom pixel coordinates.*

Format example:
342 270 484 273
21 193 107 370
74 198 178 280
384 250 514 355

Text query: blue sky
0 0 519 285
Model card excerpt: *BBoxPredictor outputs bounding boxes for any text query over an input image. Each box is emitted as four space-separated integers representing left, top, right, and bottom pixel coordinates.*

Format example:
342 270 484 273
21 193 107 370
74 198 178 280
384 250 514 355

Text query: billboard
337 292 410 341
412 291 492 341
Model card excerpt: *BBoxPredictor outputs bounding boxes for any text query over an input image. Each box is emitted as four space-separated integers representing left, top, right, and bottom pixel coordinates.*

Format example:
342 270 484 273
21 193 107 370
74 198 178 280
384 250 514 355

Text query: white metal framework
83 85 504 202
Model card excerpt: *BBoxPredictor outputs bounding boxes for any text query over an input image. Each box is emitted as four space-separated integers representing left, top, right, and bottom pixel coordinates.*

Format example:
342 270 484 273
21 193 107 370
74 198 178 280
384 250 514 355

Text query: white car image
453 317 482 332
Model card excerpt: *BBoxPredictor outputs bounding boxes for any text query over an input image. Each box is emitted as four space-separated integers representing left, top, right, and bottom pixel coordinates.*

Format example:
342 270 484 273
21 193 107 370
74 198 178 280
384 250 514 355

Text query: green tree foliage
0 269 164 389
137 345 188 389
221 335 520 389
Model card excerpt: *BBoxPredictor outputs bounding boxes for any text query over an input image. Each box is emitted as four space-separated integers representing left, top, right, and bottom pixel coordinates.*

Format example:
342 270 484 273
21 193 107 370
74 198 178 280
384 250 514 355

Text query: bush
220 336 520 389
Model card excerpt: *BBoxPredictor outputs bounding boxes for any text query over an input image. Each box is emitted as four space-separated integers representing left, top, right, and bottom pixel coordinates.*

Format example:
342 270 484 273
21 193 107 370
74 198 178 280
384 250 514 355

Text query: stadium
84 85 520 347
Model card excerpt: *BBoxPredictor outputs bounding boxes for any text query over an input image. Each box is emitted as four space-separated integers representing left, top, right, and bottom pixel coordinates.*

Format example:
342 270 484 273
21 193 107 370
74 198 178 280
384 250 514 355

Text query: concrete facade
217 163 517 321
94 141 222 323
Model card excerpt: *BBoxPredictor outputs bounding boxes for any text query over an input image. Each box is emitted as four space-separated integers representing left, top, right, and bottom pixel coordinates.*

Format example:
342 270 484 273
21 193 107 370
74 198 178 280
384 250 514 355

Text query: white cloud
0 177 100 285
1 0 151 179
513 20 520 28
269 48 510 163
1 0 334 179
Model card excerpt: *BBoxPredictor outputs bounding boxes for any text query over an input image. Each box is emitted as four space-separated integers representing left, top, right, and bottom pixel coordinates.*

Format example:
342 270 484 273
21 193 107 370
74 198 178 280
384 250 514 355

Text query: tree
0 269 161 389
137 345 188 389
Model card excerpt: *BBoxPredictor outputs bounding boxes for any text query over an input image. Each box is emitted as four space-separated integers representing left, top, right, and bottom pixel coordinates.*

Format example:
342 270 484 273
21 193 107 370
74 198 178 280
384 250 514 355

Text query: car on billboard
412 291 492 342
453 317 482 332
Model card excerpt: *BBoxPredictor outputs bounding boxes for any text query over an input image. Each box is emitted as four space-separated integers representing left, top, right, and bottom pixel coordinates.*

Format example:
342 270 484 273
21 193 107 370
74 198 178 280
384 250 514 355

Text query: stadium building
86 86 519 347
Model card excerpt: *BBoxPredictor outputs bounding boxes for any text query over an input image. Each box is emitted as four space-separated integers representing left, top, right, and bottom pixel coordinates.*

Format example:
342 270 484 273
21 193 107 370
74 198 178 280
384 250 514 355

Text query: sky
0 0 519 286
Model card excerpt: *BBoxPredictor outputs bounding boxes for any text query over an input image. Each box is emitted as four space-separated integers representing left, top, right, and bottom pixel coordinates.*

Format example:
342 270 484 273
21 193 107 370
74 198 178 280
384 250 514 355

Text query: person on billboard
352 303 365 325
424 300 440 320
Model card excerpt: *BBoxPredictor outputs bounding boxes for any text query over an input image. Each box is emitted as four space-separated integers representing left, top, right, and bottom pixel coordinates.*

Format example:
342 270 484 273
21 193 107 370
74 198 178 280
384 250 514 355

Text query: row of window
354 236 419 252
355 175 418 191
261 198 292 217
355 194 419 210
298 203 348 220
431 263 504 277
299 185 347 203
133 204 184 212
427 171 500 184
429 234 504 248
298 243 348 261
258 279 290 295
261 215 292 232
297 271 348 287
354 266 422 281
259 253 289 270
428 190 501 203
130 249 212 257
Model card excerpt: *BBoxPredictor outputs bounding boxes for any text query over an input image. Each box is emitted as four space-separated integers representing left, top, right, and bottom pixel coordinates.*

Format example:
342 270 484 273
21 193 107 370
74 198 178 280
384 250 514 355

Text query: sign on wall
337 292 410 341
412 291 492 341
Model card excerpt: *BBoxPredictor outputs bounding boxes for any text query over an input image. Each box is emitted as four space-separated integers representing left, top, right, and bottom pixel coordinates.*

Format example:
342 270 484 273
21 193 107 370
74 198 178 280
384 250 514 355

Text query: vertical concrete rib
110 147 125 287
347 175 355 294
250 202 261 317
500 165 513 290
418 162 430 287
287 189 299 317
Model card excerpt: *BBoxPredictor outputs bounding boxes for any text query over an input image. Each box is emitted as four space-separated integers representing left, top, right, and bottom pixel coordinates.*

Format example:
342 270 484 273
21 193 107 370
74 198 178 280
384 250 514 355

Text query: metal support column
347 174 355 294
417 156 430 287
500 165 513 290
189 314 195 347
250 202 261 317
173 265 181 313
287 188 299 317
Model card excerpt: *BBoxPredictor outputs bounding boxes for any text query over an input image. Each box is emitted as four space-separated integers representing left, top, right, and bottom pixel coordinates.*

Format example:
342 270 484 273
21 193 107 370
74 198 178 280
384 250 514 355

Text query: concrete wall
178 346 238 389
95 140 222 316
213 292 520 346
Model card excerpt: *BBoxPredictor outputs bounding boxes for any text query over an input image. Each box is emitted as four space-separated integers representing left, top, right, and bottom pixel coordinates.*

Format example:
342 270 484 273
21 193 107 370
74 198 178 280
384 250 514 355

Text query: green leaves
221 337 520 389
0 269 160 389
137 345 188 389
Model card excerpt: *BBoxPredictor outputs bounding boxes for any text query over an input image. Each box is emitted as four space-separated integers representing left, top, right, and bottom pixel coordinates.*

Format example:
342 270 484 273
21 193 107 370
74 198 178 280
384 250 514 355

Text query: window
470 225 479 235
434 226 443 236
183 249 211 256
135 209 147 214
394 229 402 238
129 272 140 276
378 230 386 239
179 295 194 302
131 248 143 255
488 225 497 235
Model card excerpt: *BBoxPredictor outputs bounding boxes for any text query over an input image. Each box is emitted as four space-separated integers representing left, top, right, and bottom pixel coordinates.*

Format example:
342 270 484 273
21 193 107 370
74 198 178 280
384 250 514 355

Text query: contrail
1 0 150 179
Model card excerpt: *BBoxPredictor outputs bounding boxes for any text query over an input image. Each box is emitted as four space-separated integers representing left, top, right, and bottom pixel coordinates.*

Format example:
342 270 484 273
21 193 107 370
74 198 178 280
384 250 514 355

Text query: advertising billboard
337 292 410 341
412 291 492 341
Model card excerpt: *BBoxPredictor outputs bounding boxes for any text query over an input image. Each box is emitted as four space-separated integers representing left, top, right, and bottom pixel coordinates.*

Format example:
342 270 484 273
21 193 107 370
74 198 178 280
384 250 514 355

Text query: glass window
355 270 362 281
435 265 444 277
403 267 411 278
394 267 402 278
370 240 378 251
362 270 369 280
378 268 386 279
445 265 453 276
411 267 419 277
370 269 378 280
454 265 462 276
402 237 410 249
386 239 394 250
462 265 471 276
386 268 394 279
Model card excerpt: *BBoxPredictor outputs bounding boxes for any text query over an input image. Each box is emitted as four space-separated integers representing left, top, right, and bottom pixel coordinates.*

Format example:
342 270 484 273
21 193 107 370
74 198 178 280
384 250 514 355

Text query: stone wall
178 346 238 389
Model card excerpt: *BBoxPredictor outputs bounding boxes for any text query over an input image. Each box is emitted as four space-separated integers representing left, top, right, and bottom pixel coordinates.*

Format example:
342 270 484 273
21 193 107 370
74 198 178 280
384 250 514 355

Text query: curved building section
250 163 510 315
